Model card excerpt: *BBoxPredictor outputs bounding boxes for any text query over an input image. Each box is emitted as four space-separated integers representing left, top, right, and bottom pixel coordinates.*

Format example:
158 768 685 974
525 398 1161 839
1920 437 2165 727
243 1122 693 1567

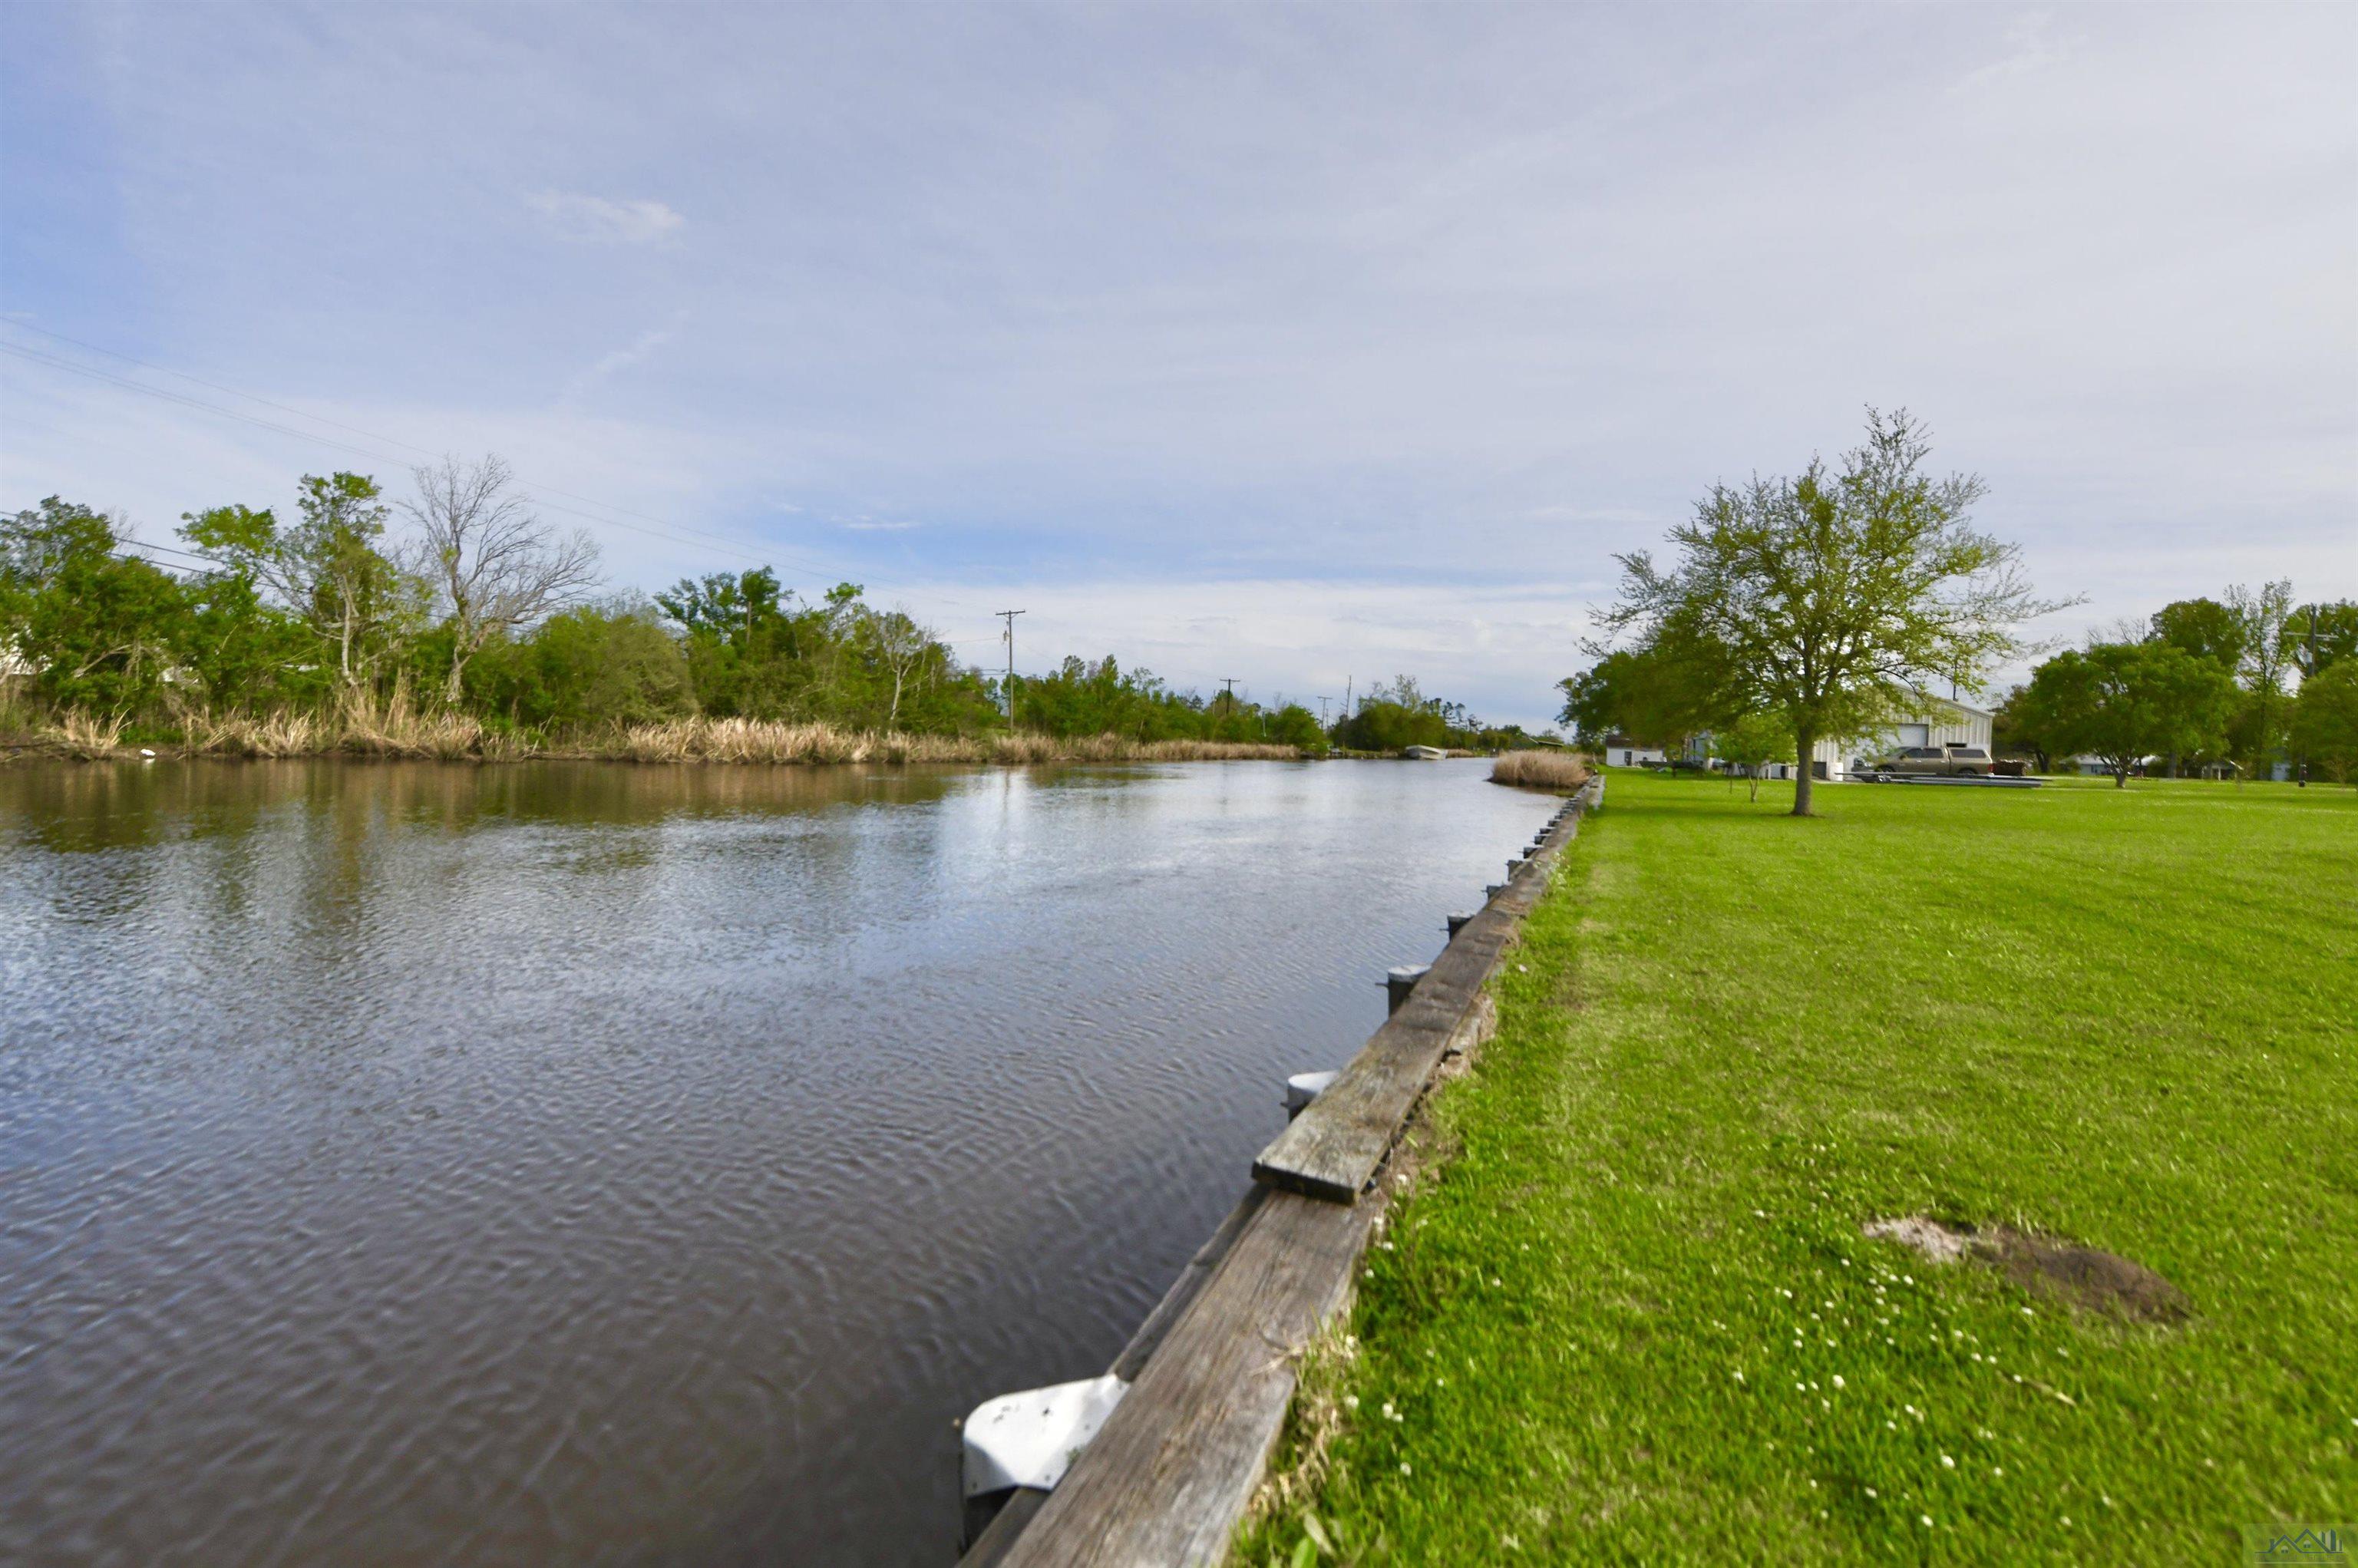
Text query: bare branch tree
404 455 601 704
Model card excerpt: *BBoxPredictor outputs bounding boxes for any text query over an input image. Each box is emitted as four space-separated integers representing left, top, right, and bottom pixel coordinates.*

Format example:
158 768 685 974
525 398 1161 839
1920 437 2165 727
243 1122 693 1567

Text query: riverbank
1237 768 2357 1563
0 709 1306 766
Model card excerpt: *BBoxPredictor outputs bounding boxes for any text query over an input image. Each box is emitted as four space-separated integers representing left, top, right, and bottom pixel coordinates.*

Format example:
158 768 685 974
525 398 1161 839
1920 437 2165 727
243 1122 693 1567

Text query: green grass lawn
1240 769 2357 1565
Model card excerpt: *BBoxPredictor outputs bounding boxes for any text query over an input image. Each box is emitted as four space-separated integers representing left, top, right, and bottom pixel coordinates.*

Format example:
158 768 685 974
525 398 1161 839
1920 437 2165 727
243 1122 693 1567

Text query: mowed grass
1241 769 2357 1565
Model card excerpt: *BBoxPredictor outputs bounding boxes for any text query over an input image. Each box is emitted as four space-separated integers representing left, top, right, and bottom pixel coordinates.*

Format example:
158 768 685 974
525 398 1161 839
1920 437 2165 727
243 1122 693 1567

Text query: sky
3 3 2353 729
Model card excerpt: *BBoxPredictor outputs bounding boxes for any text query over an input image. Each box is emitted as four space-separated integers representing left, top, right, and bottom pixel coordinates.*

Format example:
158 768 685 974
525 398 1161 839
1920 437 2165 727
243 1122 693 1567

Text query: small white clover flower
1940 1454 1955 1469
1920 1514 1934 1528
1399 1462 1412 1476
1831 1375 1844 1389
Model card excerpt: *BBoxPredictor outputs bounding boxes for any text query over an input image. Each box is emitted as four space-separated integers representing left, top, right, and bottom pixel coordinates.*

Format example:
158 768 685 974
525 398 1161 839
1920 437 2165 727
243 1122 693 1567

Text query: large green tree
2290 659 2358 787
1600 409 2066 815
176 504 319 712
2224 579 2296 778
2149 598 2246 669
2 497 189 714
183 474 424 702
2013 642 2239 786
2287 600 2358 682
1556 644 1732 751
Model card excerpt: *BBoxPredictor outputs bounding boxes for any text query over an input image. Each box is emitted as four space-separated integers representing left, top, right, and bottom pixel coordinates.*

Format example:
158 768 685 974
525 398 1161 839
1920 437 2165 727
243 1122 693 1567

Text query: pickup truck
1871 744 1994 777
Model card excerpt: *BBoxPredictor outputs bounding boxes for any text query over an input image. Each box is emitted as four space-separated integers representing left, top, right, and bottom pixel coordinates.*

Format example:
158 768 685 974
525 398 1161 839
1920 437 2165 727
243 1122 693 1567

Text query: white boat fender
961 1374 1128 1497
1285 1070 1339 1114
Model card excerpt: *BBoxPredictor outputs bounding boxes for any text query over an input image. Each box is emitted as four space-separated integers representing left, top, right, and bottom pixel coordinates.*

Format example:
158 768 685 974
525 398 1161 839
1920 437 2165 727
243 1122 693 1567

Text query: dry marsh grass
1489 748 1590 791
183 710 325 758
12 705 1306 767
615 718 1303 765
53 711 128 759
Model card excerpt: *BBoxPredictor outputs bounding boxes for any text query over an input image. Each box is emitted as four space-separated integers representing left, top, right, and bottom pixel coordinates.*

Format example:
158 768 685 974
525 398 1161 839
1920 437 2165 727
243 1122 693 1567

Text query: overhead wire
2 326 1003 635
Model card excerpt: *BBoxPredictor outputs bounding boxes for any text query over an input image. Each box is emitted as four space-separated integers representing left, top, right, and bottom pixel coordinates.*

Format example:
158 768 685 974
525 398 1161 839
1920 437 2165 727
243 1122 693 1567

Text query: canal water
0 758 1554 1566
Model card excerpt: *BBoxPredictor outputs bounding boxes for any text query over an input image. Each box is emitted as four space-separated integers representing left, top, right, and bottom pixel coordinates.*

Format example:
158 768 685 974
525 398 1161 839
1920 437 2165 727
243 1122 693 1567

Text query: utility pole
996 609 1026 727
1220 678 1239 705
2299 604 2320 787
1316 696 1330 726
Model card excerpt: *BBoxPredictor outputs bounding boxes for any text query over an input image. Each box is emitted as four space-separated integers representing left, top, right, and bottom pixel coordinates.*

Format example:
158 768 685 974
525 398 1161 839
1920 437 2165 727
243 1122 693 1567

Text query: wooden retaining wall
963 774 1603 1567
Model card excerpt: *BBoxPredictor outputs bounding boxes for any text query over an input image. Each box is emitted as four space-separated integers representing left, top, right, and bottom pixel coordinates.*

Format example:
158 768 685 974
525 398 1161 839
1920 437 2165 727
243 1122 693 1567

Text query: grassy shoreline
1240 768 2356 1564
0 709 1312 766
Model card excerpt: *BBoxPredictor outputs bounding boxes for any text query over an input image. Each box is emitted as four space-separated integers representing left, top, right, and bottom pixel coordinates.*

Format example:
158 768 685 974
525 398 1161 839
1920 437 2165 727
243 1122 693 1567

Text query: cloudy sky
4 3 2352 727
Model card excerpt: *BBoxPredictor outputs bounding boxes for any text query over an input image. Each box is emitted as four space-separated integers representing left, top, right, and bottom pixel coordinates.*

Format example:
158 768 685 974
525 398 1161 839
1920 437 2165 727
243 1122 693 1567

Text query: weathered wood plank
960 1185 1270 1565
1250 779 1597 1201
992 1187 1377 1568
1110 1183 1270 1383
961 1487 1051 1568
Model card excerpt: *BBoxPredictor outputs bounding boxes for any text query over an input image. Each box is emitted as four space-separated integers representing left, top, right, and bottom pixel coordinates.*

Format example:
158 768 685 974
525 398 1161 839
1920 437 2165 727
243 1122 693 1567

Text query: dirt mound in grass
1862 1216 2190 1325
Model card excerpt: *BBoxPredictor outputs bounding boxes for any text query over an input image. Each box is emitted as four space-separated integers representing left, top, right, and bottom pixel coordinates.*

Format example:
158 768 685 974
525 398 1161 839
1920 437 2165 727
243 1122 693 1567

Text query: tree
1709 710 1797 801
1267 701 1329 753
2013 642 2238 786
2287 600 2358 682
2 498 188 714
1600 409 2068 815
1556 645 1732 751
504 599 696 729
1334 677 1451 752
1991 683 2051 772
185 474 424 701
2290 659 2358 787
2149 598 2246 670
2224 579 2294 779
404 455 600 705
855 606 936 728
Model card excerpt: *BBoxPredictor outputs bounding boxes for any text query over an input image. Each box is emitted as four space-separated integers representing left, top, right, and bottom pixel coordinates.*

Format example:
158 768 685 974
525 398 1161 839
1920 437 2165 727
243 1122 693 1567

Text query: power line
5 322 804 568
2 325 1000 629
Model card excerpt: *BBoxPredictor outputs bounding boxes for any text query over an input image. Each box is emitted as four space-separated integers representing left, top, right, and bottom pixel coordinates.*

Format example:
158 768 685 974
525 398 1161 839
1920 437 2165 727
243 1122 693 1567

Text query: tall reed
1489 749 1591 791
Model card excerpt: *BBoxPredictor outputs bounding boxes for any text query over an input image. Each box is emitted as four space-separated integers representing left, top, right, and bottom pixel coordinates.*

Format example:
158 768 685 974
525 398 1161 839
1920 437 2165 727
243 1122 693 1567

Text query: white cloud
840 519 916 531
1955 13 2070 94
525 190 685 244
561 327 674 403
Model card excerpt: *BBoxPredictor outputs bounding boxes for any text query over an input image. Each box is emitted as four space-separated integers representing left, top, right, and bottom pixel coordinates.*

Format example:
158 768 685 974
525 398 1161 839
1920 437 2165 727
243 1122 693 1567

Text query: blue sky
4 3 2353 728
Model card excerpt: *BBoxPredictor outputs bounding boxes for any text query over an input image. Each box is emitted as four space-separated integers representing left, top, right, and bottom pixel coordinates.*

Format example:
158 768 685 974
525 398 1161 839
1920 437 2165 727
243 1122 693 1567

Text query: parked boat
1403 744 1448 761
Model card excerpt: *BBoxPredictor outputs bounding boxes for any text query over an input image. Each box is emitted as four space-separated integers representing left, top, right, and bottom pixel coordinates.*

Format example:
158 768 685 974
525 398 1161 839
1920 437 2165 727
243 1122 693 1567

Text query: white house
1600 733 1667 768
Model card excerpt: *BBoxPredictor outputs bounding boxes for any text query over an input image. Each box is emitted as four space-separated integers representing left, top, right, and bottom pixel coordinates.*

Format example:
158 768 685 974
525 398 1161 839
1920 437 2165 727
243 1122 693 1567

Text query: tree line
2 459 1530 756
1555 408 2358 810
1994 587 2358 784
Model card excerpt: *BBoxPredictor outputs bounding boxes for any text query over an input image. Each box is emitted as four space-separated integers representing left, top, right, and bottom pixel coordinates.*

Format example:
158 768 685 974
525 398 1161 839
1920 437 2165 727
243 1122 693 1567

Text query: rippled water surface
1 757 1553 1566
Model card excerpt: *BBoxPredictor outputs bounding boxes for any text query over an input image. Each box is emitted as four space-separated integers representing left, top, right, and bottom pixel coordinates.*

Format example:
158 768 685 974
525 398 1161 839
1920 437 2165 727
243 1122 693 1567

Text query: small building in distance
1598 734 1668 768
1746 696 1996 781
